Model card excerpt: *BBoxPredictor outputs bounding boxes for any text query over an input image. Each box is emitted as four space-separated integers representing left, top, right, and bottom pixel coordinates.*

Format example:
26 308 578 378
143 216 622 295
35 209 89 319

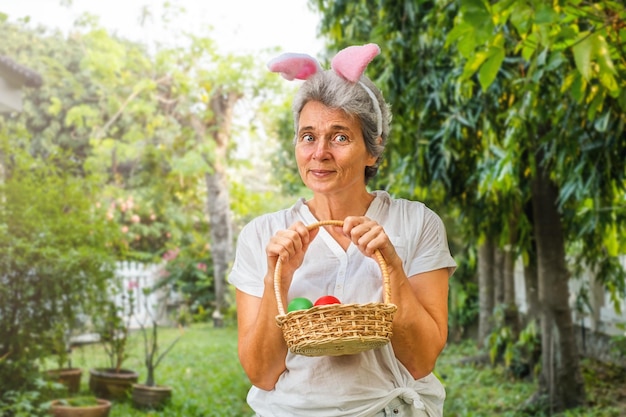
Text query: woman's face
295 100 377 196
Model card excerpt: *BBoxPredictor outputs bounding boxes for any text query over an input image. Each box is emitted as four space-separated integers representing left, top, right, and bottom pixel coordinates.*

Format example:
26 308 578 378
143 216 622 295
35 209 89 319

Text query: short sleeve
228 221 268 298
406 208 457 278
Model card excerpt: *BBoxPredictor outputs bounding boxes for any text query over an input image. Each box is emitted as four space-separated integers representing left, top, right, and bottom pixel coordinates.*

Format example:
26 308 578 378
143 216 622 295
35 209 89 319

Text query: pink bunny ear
267 53 323 81
331 43 381 83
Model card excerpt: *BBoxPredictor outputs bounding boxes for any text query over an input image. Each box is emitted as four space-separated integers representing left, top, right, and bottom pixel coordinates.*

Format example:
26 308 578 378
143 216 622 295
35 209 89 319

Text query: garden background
1 1 625 416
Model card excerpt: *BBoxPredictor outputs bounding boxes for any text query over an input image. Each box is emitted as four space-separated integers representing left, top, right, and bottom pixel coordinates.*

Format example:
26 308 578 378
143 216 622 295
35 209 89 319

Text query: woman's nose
312 139 330 159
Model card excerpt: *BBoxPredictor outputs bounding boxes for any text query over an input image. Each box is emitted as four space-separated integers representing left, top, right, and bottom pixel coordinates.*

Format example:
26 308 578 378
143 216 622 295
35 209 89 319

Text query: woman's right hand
264 221 319 292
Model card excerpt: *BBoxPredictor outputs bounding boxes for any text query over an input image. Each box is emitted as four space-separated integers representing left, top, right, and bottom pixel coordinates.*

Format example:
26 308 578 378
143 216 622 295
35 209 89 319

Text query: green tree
309 0 626 412
2 4 287 327
0 129 119 393
450 0 626 410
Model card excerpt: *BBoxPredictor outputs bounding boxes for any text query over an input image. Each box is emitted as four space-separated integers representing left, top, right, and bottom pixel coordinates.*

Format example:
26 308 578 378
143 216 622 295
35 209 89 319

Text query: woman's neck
306 191 375 221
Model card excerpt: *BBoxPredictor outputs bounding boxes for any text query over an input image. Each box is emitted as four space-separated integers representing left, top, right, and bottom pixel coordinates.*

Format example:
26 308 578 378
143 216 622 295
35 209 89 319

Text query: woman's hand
342 216 402 271
265 221 319 292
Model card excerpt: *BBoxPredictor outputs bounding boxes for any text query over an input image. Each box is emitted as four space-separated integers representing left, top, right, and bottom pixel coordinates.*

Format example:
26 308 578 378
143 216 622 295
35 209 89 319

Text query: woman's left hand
342 216 402 270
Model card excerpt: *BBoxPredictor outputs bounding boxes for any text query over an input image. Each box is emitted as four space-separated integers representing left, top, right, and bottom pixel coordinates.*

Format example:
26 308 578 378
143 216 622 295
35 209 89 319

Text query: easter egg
314 295 341 306
287 297 313 312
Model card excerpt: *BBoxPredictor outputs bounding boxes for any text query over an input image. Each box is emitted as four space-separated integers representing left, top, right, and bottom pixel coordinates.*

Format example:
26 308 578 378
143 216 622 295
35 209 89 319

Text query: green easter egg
287 297 313 312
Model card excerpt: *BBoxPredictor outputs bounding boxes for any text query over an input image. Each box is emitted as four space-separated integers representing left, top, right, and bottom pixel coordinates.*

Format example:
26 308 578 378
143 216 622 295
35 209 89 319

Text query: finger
342 215 367 232
290 222 311 247
266 232 297 261
280 232 305 262
344 218 388 257
347 219 379 244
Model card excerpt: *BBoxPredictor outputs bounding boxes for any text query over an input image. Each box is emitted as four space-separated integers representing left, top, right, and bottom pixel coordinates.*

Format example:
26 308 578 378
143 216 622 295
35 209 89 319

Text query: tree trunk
190 88 240 326
206 90 239 323
503 215 517 308
205 169 231 319
522 199 540 321
477 236 495 348
531 154 585 412
523 245 540 321
503 218 519 335
494 245 505 306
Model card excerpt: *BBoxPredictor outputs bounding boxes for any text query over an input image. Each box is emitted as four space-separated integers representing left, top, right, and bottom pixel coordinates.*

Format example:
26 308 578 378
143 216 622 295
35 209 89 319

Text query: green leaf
545 51 566 71
479 48 504 91
509 2 533 36
594 112 610 133
593 34 616 74
587 89 605 120
171 151 211 176
461 0 491 27
520 32 539 62
562 71 585 103
599 72 619 95
461 51 489 81
534 4 558 24
571 32 593 80
605 225 619 257
47 97 63 117
446 22 474 57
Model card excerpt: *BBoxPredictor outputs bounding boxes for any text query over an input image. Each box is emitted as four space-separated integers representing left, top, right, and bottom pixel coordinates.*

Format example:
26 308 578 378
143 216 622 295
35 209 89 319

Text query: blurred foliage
0 3 281 401
0 136 118 394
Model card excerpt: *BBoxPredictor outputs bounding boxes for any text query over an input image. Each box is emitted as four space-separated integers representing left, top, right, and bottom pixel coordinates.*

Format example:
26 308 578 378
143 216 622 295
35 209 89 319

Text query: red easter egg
314 295 341 306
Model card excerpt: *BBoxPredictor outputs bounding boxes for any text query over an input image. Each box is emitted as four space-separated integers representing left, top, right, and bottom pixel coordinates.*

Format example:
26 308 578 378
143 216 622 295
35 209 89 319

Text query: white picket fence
113 261 181 329
514 255 626 336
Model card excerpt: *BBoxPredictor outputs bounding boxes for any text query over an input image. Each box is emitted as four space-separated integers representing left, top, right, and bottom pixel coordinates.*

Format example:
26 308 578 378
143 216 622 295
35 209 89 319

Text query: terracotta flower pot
45 368 83 394
88 368 138 401
49 398 111 417
131 383 172 410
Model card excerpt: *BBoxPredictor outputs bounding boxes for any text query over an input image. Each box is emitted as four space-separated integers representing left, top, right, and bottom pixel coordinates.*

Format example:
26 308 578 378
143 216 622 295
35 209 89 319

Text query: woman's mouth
309 169 335 178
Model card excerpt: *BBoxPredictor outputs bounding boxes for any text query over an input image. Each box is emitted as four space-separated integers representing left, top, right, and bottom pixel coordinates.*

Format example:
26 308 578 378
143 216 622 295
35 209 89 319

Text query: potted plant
44 323 83 395
89 282 139 401
48 395 112 417
132 285 183 410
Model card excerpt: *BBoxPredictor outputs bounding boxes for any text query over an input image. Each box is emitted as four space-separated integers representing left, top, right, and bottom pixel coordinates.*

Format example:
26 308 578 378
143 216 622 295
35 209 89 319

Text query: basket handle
274 220 391 316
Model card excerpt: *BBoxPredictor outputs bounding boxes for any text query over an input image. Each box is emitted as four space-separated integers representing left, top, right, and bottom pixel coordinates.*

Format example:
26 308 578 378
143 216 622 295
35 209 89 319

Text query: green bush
0 141 121 393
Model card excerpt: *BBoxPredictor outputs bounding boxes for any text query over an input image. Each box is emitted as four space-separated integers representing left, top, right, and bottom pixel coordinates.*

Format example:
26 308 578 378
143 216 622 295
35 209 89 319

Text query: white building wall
513 255 626 337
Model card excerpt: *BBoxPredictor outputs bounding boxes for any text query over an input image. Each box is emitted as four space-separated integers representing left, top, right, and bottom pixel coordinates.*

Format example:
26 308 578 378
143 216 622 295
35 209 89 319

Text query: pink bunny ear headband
267 43 383 137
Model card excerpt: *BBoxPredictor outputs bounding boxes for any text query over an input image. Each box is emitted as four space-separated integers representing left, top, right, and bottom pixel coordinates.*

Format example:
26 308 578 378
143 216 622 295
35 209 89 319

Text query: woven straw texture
274 220 397 357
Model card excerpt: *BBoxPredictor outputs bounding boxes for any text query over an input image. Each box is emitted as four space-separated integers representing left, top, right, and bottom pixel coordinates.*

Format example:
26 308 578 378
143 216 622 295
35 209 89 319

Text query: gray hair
291 70 391 183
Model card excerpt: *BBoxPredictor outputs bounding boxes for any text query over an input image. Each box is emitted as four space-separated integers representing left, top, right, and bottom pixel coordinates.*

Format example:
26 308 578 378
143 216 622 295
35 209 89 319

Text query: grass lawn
63 323 625 417
68 323 253 417
439 340 626 417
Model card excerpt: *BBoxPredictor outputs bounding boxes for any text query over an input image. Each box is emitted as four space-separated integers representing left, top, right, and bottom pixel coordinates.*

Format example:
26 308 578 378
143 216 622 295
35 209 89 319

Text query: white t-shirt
228 190 457 417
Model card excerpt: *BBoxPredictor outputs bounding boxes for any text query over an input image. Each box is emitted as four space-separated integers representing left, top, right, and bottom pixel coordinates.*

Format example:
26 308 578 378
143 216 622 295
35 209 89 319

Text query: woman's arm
343 216 450 379
387 268 449 379
236 287 288 391
236 221 318 390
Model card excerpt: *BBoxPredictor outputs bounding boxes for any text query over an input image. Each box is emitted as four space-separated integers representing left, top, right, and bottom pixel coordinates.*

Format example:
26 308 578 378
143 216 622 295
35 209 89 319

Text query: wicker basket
274 220 397 357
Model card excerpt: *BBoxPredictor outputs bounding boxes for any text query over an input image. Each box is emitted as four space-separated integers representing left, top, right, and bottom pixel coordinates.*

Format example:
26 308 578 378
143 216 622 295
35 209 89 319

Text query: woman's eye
302 134 314 142
334 134 348 143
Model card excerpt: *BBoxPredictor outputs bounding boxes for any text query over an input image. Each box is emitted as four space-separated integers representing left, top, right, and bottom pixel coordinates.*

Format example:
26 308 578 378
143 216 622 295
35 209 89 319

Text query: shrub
0 143 121 392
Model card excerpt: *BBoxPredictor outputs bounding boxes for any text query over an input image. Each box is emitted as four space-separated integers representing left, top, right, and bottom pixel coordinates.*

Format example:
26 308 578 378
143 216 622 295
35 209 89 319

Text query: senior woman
228 44 456 417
